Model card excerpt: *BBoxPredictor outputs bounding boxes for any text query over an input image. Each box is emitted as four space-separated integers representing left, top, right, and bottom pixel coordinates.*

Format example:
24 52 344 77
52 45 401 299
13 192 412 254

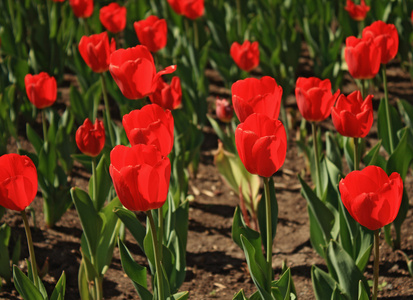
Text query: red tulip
109 144 171 212
134 16 167 53
215 98 233 123
235 113 287 177
167 0 204 20
99 3 126 33
345 0 370 21
295 77 340 122
149 77 182 110
69 0 93 18
109 45 176 100
76 118 105 157
230 41 260 72
0 154 38 211
339 166 403 231
122 104 174 157
25 72 57 109
345 36 381 79
331 91 373 138
232 76 282 123
78 32 115 73
362 20 399 65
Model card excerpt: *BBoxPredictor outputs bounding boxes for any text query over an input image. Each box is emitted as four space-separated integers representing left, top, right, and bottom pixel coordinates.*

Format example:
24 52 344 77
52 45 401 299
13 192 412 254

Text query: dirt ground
0 58 413 299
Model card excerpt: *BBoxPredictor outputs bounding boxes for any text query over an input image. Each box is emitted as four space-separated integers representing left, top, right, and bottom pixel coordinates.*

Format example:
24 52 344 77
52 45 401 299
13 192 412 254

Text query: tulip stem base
382 65 394 154
311 122 322 199
100 74 116 147
373 229 380 300
264 177 273 288
147 211 164 300
21 210 39 289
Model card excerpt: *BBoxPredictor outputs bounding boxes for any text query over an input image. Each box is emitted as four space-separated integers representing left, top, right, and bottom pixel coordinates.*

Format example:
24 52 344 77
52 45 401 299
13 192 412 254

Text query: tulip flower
331 91 373 138
25 72 57 109
345 36 381 80
0 154 38 211
76 118 106 157
362 20 398 65
232 76 283 123
69 0 93 18
339 166 403 231
295 77 340 122
230 41 260 72
99 3 126 33
109 144 171 212
134 15 167 53
109 45 176 100
215 98 233 123
122 104 174 157
167 0 204 20
344 0 370 21
78 32 116 73
149 77 182 110
235 113 287 178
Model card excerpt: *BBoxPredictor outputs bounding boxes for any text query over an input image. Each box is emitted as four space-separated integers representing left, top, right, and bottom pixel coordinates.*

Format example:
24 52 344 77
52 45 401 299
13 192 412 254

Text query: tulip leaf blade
26 123 43 154
258 177 278 253
386 128 413 180
114 207 146 253
358 280 369 300
362 140 385 168
231 206 261 250
271 268 296 300
311 265 337 300
168 291 189 300
49 271 66 300
12 266 44 300
70 187 102 256
88 154 112 211
377 97 403 154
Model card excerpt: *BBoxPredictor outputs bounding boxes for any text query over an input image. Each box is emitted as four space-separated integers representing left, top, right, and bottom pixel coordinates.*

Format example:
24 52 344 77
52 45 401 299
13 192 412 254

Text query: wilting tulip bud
235 113 287 177
99 2 127 33
295 77 340 122
215 98 233 123
25 72 57 109
345 36 381 79
339 166 403 231
134 16 168 53
0 154 38 211
78 32 115 73
331 91 373 138
109 45 176 100
69 0 93 18
230 41 260 72
232 76 282 123
76 118 106 157
122 104 174 157
167 0 204 20
362 20 399 65
149 77 182 110
345 0 370 21
109 144 171 212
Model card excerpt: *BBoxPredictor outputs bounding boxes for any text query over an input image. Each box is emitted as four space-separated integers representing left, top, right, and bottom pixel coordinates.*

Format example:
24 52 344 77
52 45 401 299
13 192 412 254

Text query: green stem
382 65 395 153
372 229 380 300
147 211 164 300
311 122 322 199
158 207 164 262
193 21 199 50
21 210 39 289
360 79 365 99
92 156 98 210
264 177 273 289
353 137 359 171
236 0 242 38
100 74 115 147
41 110 48 144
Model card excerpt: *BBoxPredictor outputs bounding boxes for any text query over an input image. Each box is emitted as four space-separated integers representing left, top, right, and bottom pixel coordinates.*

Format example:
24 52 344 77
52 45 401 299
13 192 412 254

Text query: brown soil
1 63 413 299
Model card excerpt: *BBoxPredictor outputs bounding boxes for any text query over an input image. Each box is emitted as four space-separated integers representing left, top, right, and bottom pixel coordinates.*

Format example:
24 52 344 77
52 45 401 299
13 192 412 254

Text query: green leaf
233 289 249 300
71 188 102 256
118 239 152 300
26 123 43 154
240 235 272 300
258 177 278 253
377 98 403 154
168 291 189 300
89 155 112 211
326 241 368 300
386 128 413 180
311 265 337 300
50 271 66 300
326 132 342 171
78 259 93 300
358 280 369 300
362 141 386 168
0 224 11 283
231 207 261 250
13 266 44 300
114 207 146 253
271 268 296 300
